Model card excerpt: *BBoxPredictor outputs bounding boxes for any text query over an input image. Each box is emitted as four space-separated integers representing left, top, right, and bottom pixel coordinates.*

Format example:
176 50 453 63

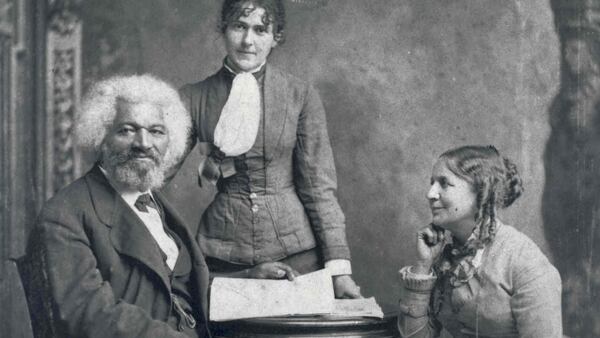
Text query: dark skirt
205 248 323 276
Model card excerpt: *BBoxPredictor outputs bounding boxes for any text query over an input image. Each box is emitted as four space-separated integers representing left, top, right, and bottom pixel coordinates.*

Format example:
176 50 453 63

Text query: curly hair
439 145 524 245
219 0 286 43
75 74 192 170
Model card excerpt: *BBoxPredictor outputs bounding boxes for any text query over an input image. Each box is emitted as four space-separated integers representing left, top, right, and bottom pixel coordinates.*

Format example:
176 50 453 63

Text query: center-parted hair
75 74 192 170
439 145 524 244
219 0 286 43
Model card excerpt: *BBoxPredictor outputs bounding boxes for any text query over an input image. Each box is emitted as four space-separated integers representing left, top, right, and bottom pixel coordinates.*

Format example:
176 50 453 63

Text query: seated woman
397 145 562 337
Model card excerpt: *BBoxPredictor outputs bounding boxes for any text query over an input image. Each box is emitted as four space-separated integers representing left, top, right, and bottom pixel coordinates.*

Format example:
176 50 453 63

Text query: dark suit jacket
27 165 210 338
179 65 350 265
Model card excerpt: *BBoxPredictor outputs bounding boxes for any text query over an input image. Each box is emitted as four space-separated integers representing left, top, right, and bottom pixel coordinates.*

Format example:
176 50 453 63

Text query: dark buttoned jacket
28 165 210 338
179 64 350 265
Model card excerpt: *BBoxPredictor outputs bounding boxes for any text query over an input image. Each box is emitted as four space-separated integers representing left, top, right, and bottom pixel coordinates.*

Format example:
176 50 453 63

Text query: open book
210 269 384 322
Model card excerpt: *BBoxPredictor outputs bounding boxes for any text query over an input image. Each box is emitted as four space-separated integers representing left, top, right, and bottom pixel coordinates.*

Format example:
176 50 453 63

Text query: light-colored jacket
397 223 562 338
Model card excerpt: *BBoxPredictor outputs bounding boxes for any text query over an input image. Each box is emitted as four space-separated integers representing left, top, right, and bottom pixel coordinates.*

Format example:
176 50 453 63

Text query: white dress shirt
100 168 179 270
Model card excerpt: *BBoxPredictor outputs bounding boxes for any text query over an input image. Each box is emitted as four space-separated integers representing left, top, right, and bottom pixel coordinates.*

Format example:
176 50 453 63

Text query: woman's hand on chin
414 224 446 274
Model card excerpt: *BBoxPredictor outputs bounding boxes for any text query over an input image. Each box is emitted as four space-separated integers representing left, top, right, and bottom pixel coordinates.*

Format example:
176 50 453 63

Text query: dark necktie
134 193 158 213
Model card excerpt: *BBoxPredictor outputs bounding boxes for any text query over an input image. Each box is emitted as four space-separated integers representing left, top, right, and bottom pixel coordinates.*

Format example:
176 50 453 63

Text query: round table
211 314 399 338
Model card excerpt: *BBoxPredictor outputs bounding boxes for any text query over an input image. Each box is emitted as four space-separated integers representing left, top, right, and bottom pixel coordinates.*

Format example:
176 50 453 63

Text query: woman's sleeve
32 201 188 338
510 242 563 338
293 84 350 261
397 267 441 338
163 84 199 182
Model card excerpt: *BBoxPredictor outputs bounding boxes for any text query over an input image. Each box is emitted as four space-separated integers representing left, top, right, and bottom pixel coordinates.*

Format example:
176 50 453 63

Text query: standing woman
397 145 562 337
179 0 361 298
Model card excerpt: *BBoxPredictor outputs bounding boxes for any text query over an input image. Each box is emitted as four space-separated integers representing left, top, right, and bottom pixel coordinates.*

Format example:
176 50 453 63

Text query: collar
471 243 484 268
223 57 267 78
449 220 503 269
98 166 155 207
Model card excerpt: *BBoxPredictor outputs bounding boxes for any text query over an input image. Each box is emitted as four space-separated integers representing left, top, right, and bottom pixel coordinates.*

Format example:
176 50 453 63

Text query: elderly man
26 75 210 338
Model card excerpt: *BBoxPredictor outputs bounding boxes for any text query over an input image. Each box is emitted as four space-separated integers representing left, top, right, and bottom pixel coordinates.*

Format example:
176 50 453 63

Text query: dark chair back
14 249 60 338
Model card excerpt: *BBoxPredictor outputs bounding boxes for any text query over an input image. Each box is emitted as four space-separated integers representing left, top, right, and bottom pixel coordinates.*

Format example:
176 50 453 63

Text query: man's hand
333 275 362 299
247 262 299 281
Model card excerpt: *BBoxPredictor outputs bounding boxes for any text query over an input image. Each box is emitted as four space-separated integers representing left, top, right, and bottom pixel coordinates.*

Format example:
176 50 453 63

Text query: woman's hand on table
247 262 299 280
333 275 362 299
414 224 446 274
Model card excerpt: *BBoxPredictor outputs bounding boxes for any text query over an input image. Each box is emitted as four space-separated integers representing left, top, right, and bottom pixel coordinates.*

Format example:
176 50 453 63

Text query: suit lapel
155 192 210 320
85 166 172 293
263 65 289 161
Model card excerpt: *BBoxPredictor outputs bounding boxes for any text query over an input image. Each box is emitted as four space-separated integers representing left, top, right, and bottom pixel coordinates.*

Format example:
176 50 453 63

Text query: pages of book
210 269 335 321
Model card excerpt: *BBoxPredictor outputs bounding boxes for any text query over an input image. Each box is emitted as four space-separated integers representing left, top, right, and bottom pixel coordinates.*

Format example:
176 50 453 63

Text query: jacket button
249 192 257 199
251 205 259 212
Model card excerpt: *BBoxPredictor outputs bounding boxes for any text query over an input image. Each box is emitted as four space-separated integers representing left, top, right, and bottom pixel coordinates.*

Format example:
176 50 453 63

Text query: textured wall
82 0 559 313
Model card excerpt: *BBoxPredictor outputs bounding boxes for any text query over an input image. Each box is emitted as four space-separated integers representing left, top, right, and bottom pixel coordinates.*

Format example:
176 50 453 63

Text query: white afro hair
75 74 191 169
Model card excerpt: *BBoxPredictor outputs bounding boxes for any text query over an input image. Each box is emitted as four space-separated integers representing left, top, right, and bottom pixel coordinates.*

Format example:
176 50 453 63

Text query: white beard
101 144 167 191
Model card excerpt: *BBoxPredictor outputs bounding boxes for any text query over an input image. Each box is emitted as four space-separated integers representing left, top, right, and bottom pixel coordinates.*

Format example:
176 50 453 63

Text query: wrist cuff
398 266 437 292
325 259 352 276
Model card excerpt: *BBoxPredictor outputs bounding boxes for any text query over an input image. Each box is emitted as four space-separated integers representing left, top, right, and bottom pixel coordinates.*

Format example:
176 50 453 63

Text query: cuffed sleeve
293 84 350 261
325 259 352 276
397 266 440 338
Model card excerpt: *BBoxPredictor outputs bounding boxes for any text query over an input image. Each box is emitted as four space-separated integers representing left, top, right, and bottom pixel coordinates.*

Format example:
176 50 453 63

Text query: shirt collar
223 57 266 76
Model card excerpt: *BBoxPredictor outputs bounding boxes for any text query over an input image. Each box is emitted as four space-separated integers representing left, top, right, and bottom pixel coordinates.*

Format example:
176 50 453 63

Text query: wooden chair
14 237 62 338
